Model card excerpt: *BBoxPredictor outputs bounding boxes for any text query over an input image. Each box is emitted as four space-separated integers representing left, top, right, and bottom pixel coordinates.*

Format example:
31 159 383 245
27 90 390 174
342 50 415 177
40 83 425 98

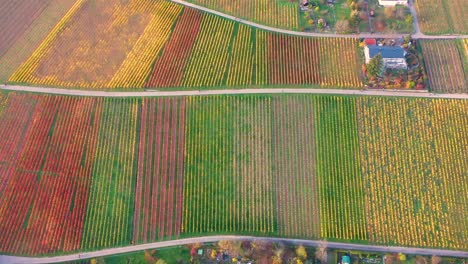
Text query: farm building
378 0 408 6
364 45 408 69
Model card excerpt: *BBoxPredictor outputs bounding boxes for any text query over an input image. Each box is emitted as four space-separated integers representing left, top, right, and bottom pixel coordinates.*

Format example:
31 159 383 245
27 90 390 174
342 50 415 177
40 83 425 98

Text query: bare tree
431 256 442 264
315 243 327 263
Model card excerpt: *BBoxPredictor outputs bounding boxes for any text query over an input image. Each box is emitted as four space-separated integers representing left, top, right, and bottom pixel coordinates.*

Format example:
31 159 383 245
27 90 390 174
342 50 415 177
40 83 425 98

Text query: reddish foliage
0 96 101 255
133 98 186 243
146 9 202 88
267 34 320 85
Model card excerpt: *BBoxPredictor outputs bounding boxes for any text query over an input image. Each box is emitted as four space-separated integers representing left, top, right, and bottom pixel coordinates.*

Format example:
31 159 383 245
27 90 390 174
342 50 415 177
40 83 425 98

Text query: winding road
169 0 468 40
2 84 468 99
1 236 467 264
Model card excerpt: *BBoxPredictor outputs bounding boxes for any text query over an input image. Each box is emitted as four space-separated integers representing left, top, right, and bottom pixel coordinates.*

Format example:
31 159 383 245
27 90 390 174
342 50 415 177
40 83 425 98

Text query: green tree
367 53 384 78
405 14 413 25
348 10 361 28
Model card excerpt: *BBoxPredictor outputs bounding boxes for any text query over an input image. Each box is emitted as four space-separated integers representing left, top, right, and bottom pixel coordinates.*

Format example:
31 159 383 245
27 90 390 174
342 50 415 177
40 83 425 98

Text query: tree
415 256 429 264
144 250 157 263
218 240 241 256
272 256 283 264
361 63 367 76
395 7 407 20
335 19 351 33
349 10 361 28
210 249 217 259
406 80 415 89
431 256 442 264
296 245 307 260
315 244 327 263
405 14 413 25
384 6 396 18
367 54 384 78
155 260 167 264
318 18 325 30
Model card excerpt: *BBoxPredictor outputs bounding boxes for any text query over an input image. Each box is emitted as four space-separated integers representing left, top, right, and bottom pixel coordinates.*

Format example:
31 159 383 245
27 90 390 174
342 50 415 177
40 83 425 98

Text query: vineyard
273 97 320 239
313 97 367 241
9 0 183 89
133 98 186 243
357 97 468 249
183 96 277 235
0 91 467 256
6 2 362 90
0 0 50 57
415 0 467 34
184 0 298 30
81 99 139 250
0 0 77 82
420 40 467 93
0 94 101 255
148 9 362 89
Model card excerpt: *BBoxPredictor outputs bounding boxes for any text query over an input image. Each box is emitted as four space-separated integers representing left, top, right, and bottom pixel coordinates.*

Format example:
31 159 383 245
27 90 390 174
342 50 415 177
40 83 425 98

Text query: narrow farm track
1 236 467 264
1 85 467 99
168 0 468 39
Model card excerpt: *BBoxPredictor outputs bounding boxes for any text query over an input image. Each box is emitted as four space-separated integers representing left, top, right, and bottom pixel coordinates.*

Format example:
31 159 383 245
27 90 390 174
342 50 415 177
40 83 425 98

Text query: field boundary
1 235 467 263
1 85 467 99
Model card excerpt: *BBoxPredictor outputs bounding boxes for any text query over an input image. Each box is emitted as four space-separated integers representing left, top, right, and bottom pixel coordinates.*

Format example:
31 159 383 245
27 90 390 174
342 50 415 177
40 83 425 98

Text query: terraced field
0 91 466 256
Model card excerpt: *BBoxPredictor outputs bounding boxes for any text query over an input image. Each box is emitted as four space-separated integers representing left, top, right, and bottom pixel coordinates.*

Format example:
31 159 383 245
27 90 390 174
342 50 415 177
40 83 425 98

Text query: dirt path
1 85 467 99
1 235 467 263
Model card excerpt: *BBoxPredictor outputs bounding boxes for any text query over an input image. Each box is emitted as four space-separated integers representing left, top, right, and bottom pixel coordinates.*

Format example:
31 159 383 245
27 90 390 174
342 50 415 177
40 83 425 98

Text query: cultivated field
8 5 362 90
314 97 367 241
148 9 362 89
9 0 183 89
421 40 467 93
0 95 101 255
0 0 78 82
357 97 467 249
415 0 467 34
0 0 50 57
184 0 298 30
0 92 466 255
273 97 320 239
133 98 186 243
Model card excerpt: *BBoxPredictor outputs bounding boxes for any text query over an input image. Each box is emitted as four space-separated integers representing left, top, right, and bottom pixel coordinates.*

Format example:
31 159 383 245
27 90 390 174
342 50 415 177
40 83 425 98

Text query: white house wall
378 0 407 6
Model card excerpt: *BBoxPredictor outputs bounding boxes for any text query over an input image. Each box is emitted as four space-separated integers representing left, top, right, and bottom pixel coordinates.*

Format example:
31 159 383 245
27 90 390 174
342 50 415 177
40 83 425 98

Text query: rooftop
367 45 405 59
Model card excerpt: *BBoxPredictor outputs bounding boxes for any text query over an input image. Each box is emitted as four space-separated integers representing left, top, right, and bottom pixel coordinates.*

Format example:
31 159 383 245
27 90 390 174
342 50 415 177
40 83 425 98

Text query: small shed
364 38 376 46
